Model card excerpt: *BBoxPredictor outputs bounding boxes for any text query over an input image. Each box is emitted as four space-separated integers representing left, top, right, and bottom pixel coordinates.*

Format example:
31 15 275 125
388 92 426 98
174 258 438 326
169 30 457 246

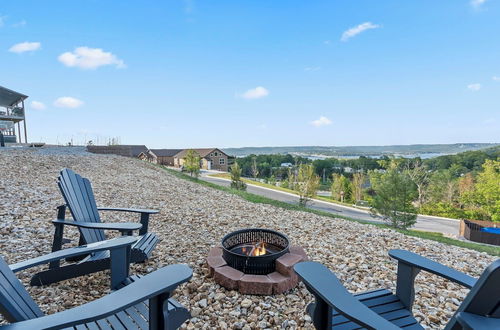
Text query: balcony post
22 100 27 143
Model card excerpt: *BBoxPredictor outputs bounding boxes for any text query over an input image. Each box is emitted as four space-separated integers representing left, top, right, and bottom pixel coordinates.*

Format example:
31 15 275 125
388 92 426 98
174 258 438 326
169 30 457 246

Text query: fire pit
207 228 308 295
221 228 289 275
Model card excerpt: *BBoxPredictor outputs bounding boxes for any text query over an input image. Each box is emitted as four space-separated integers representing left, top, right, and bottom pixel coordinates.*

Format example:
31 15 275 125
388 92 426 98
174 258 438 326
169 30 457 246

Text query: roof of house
0 86 28 107
87 145 148 157
174 148 226 158
148 149 183 157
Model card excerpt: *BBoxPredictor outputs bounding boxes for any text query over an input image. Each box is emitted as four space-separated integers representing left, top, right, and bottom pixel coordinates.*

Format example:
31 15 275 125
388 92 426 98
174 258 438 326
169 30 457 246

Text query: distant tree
250 157 259 179
268 175 277 186
462 160 500 222
331 174 351 202
107 137 120 146
230 162 247 191
288 167 296 190
352 172 366 202
330 174 342 201
184 149 201 177
370 166 418 229
427 170 458 204
296 164 320 206
458 172 475 198
405 159 430 207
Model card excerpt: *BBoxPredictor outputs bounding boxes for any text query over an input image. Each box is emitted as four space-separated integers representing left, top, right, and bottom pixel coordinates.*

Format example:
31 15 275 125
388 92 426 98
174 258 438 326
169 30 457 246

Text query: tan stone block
239 274 273 295
289 246 308 261
208 246 223 257
276 253 303 277
214 266 243 290
207 255 227 277
267 271 297 294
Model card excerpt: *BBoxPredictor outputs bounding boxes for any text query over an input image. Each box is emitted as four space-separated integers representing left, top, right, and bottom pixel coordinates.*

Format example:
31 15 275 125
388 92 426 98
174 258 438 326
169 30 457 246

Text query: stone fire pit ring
221 228 290 275
207 228 308 295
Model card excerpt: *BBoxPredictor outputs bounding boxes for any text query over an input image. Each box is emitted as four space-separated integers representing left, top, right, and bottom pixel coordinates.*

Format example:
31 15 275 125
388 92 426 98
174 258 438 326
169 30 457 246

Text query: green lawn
162 167 500 256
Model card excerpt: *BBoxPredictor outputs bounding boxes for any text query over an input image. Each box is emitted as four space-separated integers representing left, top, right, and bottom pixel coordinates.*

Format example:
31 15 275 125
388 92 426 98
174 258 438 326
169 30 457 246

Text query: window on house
210 153 213 157
214 152 218 156
219 158 225 165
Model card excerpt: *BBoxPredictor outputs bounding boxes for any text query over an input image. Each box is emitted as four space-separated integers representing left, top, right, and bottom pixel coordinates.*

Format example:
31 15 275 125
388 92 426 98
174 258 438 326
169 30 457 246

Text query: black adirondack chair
294 249 500 329
0 254 192 329
32 168 160 286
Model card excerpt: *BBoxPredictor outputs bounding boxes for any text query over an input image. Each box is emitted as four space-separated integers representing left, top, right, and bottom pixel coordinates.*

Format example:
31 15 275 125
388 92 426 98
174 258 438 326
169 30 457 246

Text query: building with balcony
0 85 28 144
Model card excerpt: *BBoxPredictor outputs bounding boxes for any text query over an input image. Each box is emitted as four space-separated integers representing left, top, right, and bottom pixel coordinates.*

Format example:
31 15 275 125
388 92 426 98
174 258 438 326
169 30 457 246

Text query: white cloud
54 97 84 108
323 40 332 45
0 15 6 27
341 22 380 42
471 0 487 8
493 76 500 81
467 83 481 91
8 41 41 53
240 86 269 100
304 67 321 72
12 20 26 27
58 47 125 70
30 101 46 110
310 116 332 127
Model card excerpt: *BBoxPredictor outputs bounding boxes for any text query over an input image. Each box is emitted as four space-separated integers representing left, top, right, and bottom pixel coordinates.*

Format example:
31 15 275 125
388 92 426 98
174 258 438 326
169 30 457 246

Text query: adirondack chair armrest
455 312 500 330
389 249 477 288
52 219 142 234
294 261 400 330
97 207 159 214
2 264 193 330
389 249 477 310
9 236 136 273
97 207 159 235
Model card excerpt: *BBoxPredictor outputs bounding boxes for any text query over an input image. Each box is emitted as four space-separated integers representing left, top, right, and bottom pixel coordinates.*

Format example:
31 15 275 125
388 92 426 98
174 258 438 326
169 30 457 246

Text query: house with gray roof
138 149 183 166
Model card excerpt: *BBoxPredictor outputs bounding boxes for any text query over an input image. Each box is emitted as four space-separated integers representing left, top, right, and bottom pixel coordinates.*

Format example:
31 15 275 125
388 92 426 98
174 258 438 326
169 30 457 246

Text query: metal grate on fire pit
221 228 289 275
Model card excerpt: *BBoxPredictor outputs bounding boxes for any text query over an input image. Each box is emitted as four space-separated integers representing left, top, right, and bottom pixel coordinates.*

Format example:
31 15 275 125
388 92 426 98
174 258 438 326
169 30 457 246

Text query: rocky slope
0 148 495 329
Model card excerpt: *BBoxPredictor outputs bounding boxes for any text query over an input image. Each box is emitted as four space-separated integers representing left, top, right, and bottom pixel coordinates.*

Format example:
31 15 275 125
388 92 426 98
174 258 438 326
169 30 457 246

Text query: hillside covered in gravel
0 148 496 329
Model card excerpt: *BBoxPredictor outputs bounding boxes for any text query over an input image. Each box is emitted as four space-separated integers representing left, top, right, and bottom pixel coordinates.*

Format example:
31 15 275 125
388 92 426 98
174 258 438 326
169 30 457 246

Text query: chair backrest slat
58 168 107 244
446 259 500 329
0 257 44 322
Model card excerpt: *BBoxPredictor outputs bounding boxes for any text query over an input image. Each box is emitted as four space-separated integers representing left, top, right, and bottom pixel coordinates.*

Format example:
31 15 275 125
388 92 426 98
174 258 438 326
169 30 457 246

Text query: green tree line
234 147 500 225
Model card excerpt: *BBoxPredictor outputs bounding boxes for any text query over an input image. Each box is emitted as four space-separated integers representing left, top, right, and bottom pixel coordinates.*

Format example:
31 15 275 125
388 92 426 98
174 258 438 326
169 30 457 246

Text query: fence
460 219 500 246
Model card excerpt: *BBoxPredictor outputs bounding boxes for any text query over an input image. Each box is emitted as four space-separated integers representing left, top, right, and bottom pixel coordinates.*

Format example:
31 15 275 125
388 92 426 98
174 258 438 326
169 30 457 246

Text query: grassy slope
162 167 500 256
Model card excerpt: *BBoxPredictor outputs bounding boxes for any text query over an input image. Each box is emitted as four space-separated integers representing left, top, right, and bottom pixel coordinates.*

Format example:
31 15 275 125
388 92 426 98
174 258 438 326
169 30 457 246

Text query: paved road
200 175 460 236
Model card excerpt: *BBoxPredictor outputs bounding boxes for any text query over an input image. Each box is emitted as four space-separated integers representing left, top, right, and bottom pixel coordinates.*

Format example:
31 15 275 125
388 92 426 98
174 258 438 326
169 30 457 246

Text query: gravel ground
0 148 496 329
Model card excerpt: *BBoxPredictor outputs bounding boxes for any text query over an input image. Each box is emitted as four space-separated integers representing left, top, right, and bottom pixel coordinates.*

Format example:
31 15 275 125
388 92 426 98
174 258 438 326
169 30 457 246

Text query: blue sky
1 0 499 148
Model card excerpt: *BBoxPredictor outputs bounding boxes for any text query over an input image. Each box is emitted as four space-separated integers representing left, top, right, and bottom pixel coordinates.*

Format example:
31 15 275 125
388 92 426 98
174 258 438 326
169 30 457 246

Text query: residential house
280 162 293 168
139 149 182 166
173 148 229 171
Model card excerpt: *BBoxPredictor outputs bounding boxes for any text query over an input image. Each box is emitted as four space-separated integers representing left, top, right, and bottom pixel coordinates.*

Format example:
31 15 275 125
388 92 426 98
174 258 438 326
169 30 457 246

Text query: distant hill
222 143 500 158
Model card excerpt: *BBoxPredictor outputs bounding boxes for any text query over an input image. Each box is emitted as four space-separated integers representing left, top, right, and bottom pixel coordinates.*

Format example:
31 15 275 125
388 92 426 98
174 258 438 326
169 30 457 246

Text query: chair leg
165 298 191 330
395 262 421 310
308 294 332 330
109 246 131 290
149 293 168 330
139 212 150 236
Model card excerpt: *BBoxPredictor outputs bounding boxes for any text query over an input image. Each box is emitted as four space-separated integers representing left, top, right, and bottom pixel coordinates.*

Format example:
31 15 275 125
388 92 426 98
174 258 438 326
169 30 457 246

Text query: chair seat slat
125 305 149 329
